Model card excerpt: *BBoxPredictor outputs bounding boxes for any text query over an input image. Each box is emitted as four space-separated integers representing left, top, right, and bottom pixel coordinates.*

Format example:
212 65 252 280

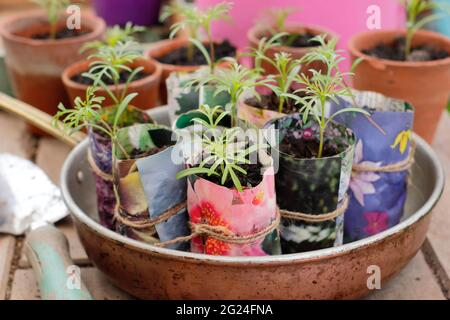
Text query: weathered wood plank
0 236 15 300
35 137 72 186
10 267 133 300
0 111 34 300
426 113 450 296
0 111 35 158
365 251 445 300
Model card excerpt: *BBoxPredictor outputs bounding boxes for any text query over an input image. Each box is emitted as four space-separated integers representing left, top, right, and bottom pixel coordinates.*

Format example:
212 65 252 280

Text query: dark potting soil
245 91 301 114
197 163 264 190
278 32 320 48
363 37 450 62
156 40 236 66
31 28 89 40
280 131 339 159
71 69 150 86
129 146 168 159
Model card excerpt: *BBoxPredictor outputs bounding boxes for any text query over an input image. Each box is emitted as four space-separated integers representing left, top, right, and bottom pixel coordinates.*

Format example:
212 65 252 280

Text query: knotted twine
113 199 281 248
352 141 416 173
278 142 416 223
280 195 349 223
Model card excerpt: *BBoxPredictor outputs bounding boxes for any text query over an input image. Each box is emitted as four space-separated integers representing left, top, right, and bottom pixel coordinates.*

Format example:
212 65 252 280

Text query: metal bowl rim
60 133 445 264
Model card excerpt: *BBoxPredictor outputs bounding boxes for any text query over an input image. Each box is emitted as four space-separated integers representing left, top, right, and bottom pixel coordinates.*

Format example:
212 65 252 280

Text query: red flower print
252 191 265 206
363 212 389 236
190 201 230 255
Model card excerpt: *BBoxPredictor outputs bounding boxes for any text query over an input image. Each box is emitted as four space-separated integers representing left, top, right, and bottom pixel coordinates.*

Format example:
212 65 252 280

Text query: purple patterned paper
329 90 414 242
88 129 116 229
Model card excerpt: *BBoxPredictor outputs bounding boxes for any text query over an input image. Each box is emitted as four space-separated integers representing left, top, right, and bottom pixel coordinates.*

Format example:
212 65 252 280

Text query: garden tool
0 153 92 300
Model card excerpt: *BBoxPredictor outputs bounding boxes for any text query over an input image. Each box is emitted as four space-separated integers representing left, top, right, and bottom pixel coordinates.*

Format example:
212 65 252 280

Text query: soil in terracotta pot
277 32 320 48
156 40 236 66
245 91 303 114
363 37 450 62
197 163 264 189
71 69 150 86
31 28 89 40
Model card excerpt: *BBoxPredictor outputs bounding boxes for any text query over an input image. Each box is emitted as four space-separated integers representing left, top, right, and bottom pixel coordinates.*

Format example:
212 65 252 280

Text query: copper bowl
60 106 444 300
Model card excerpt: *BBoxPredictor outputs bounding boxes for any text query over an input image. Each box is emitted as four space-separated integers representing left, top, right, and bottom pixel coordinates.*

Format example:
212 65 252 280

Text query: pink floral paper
187 167 280 256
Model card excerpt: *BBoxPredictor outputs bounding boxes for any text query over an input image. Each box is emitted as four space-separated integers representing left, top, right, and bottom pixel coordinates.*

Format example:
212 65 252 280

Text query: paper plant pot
187 166 281 256
329 90 414 242
88 106 153 230
238 98 285 129
0 11 106 119
166 69 231 124
247 24 336 76
62 58 162 110
114 124 189 250
93 0 163 27
348 29 450 143
265 114 355 253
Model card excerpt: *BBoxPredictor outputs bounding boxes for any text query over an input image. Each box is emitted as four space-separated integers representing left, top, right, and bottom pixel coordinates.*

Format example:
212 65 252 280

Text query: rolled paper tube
186 166 281 256
87 106 153 230
114 124 190 251
264 114 355 254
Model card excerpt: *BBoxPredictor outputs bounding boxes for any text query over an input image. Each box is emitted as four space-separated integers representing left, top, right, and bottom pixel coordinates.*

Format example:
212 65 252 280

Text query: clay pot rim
348 29 450 68
62 57 163 92
62 135 444 264
146 37 235 69
248 23 339 54
0 10 106 47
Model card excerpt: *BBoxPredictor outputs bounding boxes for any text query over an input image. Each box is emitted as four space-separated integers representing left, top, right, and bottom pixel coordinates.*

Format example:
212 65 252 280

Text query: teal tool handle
24 225 93 300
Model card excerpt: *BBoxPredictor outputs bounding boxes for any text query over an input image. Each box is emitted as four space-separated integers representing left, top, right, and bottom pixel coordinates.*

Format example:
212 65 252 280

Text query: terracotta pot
348 29 450 143
247 24 336 76
146 38 203 104
146 38 235 104
62 58 162 109
0 10 106 120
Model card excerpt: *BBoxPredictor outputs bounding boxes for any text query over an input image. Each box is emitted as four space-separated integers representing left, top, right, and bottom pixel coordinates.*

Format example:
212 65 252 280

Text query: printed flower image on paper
350 140 381 207
328 90 414 242
187 167 280 257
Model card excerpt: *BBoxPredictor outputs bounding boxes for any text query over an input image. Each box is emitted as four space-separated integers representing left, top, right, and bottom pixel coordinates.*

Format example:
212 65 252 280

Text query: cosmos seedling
82 22 145 52
83 40 143 105
32 0 70 39
284 35 369 158
402 0 449 57
160 1 232 73
190 58 274 127
249 33 302 113
53 86 138 159
176 106 268 192
260 7 298 32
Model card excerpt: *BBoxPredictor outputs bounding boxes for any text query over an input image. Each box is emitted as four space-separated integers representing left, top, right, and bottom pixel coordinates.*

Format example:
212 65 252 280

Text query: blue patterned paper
137 145 189 251
329 90 414 242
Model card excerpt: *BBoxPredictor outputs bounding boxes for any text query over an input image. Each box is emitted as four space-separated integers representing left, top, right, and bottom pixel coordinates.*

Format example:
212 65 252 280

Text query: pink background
197 0 406 69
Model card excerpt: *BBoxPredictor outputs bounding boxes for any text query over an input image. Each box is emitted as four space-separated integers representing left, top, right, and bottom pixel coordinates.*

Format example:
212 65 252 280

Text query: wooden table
0 110 448 300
